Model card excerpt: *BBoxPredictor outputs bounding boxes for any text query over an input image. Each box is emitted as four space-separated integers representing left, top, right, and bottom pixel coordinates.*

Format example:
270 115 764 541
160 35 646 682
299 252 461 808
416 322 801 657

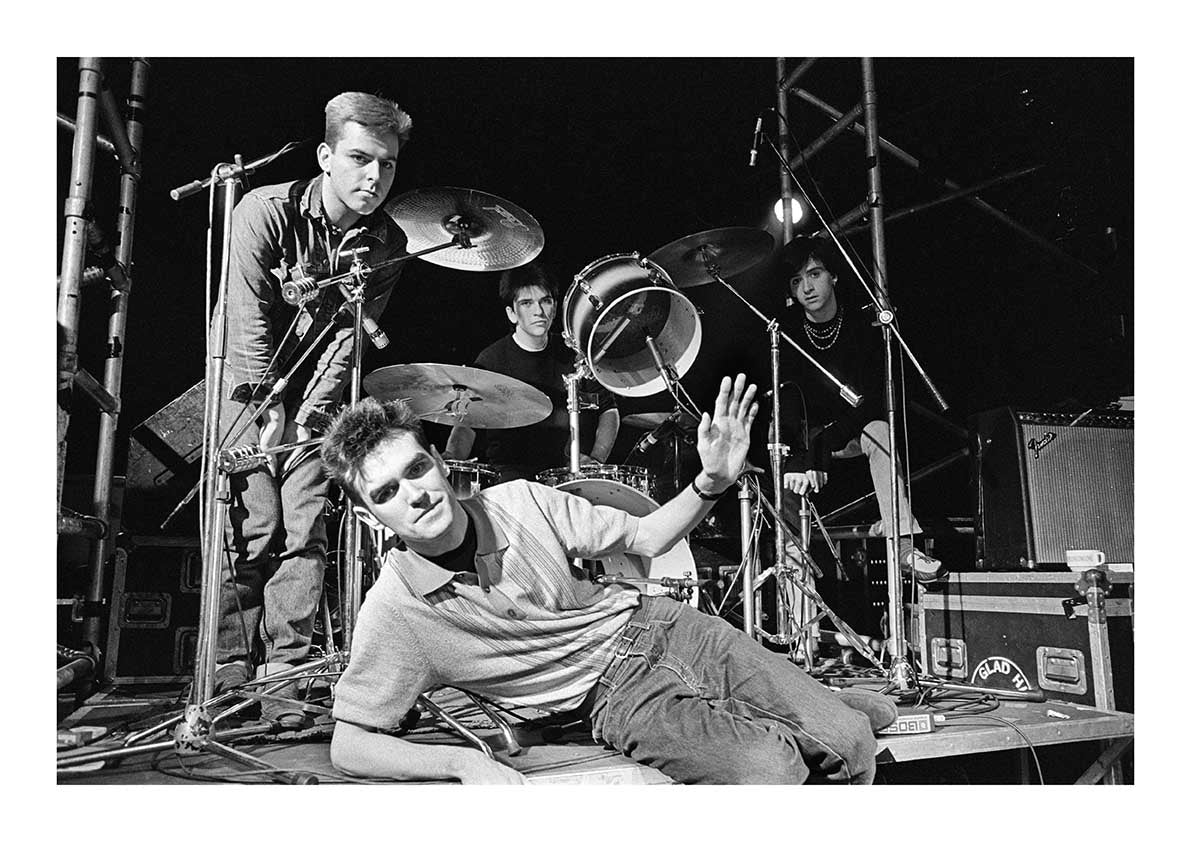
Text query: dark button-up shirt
222 175 407 427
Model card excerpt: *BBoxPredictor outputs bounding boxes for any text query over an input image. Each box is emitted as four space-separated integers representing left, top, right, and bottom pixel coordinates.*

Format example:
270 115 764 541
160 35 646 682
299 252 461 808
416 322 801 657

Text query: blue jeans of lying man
588 596 876 784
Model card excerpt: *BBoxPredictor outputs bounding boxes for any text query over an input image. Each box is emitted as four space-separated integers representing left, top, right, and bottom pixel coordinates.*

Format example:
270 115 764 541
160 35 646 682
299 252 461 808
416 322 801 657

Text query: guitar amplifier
970 408 1133 570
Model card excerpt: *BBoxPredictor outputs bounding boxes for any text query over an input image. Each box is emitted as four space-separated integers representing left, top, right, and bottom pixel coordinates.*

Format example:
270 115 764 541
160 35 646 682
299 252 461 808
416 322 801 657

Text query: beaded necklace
803 311 843 350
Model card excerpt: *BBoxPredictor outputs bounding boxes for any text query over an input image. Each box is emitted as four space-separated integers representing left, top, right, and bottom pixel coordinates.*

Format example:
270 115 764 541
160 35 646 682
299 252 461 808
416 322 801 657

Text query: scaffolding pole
84 59 149 654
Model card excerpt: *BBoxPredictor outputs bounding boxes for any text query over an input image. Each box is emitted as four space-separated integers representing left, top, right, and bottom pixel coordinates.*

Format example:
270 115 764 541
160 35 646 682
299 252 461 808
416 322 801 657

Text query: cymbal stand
688 252 863 662
741 472 882 669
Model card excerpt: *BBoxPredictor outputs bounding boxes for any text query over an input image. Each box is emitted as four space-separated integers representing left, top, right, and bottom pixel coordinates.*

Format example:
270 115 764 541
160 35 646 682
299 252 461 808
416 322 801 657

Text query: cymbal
385 187 545 272
648 227 774 288
363 363 552 429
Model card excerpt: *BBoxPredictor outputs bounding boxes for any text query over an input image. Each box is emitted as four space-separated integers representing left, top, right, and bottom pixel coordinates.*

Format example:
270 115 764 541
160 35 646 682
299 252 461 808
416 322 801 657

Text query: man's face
352 432 463 546
791 257 837 318
506 284 556 339
317 121 401 220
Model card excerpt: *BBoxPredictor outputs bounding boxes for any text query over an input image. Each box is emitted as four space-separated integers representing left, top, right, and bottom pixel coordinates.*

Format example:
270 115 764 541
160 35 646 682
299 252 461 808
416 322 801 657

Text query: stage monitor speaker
970 408 1133 570
123 381 204 532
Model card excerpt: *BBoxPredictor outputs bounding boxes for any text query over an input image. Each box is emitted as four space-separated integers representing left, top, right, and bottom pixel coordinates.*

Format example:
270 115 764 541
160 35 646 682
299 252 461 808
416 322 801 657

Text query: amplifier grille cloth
1022 423 1133 565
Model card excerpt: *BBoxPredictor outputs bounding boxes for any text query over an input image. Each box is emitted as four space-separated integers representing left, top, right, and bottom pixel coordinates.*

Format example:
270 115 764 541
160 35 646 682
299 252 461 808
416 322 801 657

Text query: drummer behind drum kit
354 188 777 610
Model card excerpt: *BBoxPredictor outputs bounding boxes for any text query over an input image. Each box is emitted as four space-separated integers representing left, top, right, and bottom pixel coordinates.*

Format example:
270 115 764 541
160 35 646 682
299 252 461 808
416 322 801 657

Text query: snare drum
443 460 498 499
535 464 653 498
562 252 702 397
552 476 698 608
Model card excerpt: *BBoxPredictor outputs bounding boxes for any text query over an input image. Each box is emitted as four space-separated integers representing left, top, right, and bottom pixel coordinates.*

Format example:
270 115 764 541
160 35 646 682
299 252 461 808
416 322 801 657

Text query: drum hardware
548 476 699 609
649 225 869 666
734 474 880 668
594 572 701 603
65 177 546 782
362 362 552 430
563 353 592 474
216 438 326 475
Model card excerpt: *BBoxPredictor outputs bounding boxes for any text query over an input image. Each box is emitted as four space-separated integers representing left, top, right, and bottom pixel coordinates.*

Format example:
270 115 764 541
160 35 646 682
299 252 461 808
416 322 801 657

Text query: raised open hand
696 374 759 491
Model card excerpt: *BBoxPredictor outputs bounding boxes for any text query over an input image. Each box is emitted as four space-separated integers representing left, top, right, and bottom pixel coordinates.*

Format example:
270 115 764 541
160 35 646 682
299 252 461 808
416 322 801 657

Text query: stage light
773 197 804 225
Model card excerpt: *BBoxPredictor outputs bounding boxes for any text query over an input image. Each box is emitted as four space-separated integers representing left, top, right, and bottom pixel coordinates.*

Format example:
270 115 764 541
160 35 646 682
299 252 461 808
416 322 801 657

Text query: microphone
334 300 390 350
634 411 684 454
287 275 390 349
748 113 765 167
361 314 390 349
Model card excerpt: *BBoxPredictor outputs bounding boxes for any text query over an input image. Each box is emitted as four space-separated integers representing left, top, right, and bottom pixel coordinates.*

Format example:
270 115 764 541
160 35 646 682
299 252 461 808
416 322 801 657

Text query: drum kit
345 190 780 611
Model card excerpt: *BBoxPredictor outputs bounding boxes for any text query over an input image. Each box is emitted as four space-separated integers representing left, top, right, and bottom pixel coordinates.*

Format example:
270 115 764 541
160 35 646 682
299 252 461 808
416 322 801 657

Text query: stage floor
57 685 1133 785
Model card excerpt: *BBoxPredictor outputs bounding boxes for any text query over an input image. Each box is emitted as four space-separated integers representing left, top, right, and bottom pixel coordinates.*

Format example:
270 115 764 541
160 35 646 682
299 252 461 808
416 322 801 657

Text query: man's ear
316 141 333 174
505 305 517 325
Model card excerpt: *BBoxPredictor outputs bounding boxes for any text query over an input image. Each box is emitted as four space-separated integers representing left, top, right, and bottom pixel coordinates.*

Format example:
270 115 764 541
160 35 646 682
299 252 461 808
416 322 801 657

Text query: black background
57 57 1133 525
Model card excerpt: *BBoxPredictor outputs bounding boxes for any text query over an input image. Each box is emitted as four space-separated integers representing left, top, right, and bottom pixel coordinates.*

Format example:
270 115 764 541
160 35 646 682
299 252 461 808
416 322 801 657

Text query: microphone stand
58 156 325 783
60 171 509 782
757 58 951 689
686 251 874 666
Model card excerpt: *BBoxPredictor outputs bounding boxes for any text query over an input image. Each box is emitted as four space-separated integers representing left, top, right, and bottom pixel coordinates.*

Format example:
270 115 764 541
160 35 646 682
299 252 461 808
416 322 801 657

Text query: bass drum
562 252 701 398
554 477 698 609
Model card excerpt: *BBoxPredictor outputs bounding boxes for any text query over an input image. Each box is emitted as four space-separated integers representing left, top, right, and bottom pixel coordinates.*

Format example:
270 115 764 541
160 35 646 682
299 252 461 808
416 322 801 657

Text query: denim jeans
216 397 329 668
588 596 876 784
843 420 921 538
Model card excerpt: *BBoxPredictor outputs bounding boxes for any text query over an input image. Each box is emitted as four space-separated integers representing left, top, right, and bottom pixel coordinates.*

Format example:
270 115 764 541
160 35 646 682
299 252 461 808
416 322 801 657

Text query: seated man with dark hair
319 374 891 784
777 236 948 585
443 261 619 483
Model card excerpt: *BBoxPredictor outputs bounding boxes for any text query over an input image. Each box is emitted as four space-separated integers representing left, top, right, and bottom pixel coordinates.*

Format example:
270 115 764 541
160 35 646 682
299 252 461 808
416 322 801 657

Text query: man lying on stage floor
319 374 893 784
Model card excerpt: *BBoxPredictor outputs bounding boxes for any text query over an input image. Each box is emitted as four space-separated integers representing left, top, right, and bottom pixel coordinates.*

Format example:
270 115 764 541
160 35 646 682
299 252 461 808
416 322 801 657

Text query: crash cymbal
648 227 774 288
385 187 545 272
363 363 552 429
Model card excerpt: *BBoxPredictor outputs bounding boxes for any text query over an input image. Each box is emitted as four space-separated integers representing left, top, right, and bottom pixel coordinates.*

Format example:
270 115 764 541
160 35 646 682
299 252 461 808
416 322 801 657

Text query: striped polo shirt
333 479 643 732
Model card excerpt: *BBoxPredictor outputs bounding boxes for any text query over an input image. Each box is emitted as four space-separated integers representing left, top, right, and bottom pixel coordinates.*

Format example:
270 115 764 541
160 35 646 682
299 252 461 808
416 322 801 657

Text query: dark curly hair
321 397 430 503
777 235 849 281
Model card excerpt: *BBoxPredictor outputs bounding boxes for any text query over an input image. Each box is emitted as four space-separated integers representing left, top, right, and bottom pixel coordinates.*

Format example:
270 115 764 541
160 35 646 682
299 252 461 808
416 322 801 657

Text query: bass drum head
556 478 698 608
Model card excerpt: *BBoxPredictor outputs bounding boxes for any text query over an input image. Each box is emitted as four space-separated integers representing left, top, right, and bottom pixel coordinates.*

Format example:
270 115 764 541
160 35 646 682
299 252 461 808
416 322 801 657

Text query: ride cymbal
363 362 551 429
648 227 774 288
385 187 545 272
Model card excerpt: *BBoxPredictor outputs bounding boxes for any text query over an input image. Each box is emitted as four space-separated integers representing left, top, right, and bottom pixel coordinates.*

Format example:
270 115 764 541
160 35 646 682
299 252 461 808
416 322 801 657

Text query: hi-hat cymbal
385 187 545 272
363 363 552 429
648 227 774 288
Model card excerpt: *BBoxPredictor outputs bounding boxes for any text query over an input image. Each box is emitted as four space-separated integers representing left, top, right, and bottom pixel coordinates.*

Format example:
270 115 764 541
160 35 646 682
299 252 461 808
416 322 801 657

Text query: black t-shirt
777 306 884 472
473 333 616 479
421 510 478 576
